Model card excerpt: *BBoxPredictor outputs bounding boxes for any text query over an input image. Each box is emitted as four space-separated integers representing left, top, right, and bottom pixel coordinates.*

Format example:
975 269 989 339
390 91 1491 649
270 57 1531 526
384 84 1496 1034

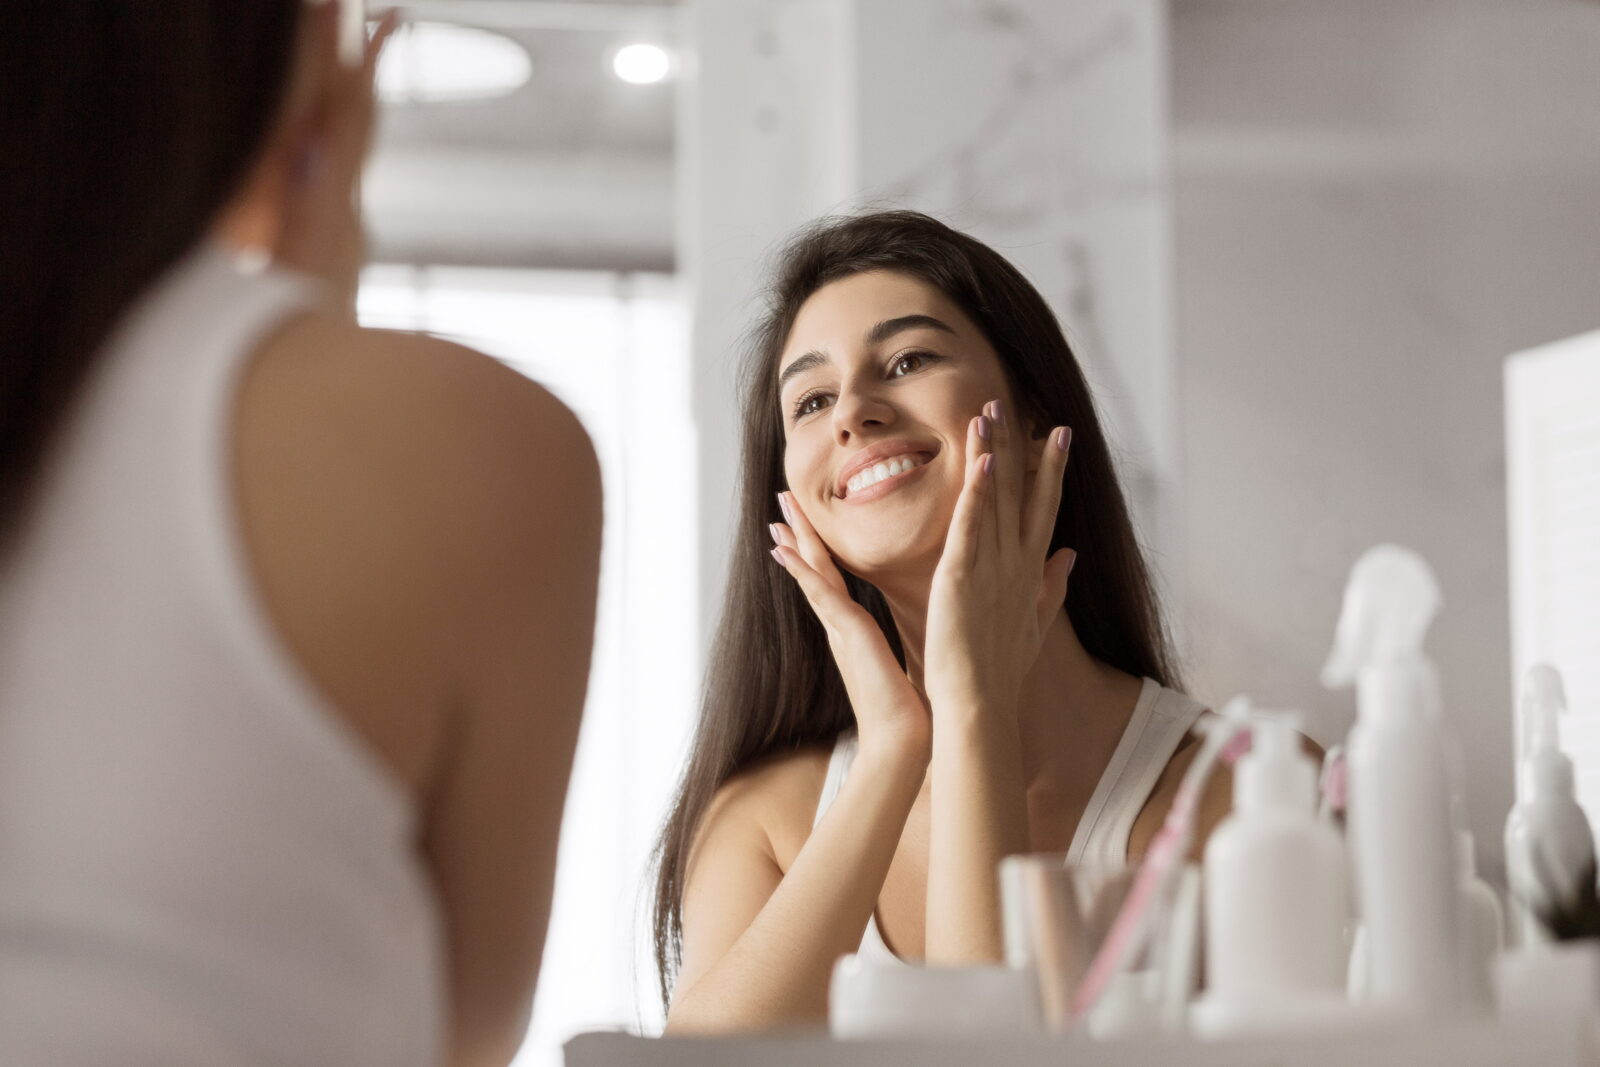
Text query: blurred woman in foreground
0 5 600 1064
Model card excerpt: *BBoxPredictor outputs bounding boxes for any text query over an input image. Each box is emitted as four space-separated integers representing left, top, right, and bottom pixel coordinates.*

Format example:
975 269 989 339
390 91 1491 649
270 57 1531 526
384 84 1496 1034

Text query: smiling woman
650 210 1226 1033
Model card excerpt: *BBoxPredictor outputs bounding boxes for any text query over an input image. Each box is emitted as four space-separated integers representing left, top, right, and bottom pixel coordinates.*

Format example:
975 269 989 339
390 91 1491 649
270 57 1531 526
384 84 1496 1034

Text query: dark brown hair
0 4 301 555
649 210 1181 1008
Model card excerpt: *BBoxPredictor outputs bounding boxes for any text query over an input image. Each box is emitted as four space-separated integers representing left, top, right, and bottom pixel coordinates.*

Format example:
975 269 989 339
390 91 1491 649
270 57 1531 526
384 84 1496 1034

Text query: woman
653 211 1231 1031
0 5 599 1066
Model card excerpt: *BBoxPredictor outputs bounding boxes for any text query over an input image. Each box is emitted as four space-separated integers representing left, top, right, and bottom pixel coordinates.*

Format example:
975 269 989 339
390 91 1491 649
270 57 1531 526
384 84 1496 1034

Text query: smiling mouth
842 453 931 498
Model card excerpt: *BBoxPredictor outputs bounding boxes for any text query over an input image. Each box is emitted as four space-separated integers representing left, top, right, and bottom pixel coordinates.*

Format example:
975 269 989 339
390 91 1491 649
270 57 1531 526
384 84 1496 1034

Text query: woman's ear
213 3 341 255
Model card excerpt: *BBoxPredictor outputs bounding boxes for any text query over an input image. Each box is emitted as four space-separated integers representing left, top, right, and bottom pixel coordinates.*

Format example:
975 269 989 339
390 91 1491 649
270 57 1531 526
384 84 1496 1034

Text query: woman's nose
830 382 895 443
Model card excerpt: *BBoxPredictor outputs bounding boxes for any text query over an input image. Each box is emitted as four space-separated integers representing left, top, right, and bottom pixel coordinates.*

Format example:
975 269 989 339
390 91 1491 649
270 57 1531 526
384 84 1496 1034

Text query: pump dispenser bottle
1505 664 1596 945
1323 545 1462 1017
1193 714 1350 1037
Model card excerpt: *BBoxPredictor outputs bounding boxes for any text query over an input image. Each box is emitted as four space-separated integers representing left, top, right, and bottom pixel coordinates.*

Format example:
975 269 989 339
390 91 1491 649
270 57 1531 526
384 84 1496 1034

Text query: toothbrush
1068 699 1253 1022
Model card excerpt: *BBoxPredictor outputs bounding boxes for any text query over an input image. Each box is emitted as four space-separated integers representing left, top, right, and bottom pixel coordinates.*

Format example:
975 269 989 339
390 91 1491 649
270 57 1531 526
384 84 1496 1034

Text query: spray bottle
1323 545 1462 1017
1193 713 1351 1037
1504 664 1597 945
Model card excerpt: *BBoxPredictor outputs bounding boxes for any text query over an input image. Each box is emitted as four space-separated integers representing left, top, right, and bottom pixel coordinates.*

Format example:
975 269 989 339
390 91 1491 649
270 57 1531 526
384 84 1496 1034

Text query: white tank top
0 243 444 1066
811 677 1205 963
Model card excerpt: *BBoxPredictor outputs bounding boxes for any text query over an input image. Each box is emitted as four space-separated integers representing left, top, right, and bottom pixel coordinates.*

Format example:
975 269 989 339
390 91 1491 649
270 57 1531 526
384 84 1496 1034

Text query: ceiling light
376 22 533 104
612 43 671 85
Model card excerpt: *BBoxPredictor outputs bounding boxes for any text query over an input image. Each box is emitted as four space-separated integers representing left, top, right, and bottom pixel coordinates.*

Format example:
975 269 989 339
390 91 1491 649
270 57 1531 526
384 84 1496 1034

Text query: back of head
0 3 302 556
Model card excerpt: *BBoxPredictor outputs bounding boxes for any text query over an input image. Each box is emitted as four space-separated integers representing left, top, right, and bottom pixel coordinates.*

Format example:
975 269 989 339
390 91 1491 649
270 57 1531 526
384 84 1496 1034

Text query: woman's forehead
779 271 980 367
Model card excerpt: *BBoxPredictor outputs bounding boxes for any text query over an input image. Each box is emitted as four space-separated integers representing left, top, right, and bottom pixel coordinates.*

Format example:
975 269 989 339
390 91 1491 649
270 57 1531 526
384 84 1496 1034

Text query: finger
771 544 861 635
941 415 993 575
986 399 1023 548
777 492 845 592
1034 547 1077 633
1023 425 1072 560
365 10 403 73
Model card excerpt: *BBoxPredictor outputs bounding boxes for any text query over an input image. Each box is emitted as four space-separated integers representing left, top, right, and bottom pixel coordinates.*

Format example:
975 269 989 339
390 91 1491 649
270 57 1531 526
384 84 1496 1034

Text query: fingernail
992 399 1005 424
977 415 991 441
768 523 781 545
982 453 995 476
776 492 792 522
1056 426 1072 453
770 547 786 566
1066 548 1078 576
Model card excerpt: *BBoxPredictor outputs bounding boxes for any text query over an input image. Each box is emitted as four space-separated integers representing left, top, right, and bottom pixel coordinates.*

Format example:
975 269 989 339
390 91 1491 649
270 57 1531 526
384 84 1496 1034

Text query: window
1507 329 1600 820
359 266 696 1064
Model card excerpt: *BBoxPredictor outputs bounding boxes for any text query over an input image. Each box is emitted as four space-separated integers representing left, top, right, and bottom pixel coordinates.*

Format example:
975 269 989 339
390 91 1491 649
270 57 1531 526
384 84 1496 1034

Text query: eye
791 389 832 420
890 350 933 377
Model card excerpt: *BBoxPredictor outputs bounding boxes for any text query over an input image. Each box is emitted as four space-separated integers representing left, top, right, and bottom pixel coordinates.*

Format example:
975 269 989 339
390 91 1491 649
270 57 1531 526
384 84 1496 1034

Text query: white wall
678 0 856 648
1170 0 1600 876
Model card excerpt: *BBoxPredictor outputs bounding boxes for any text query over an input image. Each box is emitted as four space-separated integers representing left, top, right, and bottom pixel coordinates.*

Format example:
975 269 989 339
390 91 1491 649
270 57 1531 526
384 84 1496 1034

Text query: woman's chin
835 542 940 584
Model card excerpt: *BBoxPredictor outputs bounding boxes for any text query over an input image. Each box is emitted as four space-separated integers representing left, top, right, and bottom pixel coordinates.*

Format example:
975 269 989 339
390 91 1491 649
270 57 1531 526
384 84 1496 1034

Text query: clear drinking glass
1000 853 1198 1037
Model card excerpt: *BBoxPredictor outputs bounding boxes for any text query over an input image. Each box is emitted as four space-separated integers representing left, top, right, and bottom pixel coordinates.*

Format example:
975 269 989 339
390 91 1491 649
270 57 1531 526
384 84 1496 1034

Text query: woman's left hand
271 7 400 314
921 400 1076 723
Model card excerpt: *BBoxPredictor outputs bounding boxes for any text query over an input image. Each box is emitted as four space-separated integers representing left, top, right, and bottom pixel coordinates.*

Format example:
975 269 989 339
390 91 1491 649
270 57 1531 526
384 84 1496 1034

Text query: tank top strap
810 730 901 962
1067 678 1208 866
812 729 859 831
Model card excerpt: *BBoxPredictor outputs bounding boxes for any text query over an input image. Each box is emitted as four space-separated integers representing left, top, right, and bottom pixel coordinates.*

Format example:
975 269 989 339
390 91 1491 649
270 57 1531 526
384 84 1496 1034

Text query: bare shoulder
247 315 596 485
232 314 601 791
689 744 834 878
1129 723 1326 861
240 312 598 594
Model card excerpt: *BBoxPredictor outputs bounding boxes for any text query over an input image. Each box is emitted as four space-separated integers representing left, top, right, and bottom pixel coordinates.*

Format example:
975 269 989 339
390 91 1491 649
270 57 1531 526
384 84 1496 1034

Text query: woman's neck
878 577 1144 788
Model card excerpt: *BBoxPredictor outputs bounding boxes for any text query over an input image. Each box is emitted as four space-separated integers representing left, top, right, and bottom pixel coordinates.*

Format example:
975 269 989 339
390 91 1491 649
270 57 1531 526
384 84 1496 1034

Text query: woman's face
776 270 1022 578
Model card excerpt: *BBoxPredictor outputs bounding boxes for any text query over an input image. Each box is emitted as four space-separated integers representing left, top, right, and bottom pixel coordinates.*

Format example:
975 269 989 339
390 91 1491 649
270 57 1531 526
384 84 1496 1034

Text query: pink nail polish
1056 426 1072 453
770 547 785 566
768 523 781 545
977 415 991 441
982 453 995 475
992 399 1004 424
776 492 792 522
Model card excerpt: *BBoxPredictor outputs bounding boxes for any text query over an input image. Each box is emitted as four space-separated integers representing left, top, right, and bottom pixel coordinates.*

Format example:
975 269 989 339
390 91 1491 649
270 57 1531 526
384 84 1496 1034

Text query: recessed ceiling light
376 22 533 104
612 43 671 85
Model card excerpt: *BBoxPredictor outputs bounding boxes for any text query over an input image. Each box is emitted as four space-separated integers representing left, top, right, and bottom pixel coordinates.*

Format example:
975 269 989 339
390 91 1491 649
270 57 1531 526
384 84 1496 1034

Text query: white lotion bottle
1323 544 1462 1017
1193 715 1351 1037
1505 664 1596 945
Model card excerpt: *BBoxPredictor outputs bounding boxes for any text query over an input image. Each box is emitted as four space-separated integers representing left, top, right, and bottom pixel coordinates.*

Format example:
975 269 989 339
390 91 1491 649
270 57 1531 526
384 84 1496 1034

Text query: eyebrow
776 314 957 393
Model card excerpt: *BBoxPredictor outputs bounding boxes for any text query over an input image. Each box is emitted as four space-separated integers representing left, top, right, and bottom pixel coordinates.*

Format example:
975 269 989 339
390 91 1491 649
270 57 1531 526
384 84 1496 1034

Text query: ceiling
366 0 678 271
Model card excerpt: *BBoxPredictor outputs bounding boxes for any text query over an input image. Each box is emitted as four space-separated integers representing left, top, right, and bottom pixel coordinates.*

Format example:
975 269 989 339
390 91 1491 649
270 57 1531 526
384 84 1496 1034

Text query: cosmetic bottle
1192 715 1351 1037
1455 827 1503 1011
1322 544 1462 1017
1505 664 1597 946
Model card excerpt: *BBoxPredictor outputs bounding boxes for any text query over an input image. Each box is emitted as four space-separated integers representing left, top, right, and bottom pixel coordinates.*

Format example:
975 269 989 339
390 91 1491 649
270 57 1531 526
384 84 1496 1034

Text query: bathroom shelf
566 1017 1593 1067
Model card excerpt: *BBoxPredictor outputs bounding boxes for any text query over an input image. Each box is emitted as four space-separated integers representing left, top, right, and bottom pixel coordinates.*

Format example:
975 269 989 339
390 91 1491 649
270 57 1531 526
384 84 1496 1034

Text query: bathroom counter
566 1017 1594 1067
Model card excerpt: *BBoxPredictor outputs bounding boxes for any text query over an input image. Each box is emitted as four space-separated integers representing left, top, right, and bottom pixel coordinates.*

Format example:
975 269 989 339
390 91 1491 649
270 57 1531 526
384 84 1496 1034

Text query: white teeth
845 454 926 495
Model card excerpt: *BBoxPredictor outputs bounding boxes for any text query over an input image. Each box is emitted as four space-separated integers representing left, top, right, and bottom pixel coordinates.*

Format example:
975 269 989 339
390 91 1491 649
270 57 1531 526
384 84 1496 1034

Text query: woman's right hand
769 491 931 764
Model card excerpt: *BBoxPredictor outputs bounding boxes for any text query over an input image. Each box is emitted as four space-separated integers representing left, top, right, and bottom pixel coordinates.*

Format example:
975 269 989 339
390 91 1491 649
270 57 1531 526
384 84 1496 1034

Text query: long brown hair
649 210 1181 1008
0 4 301 556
